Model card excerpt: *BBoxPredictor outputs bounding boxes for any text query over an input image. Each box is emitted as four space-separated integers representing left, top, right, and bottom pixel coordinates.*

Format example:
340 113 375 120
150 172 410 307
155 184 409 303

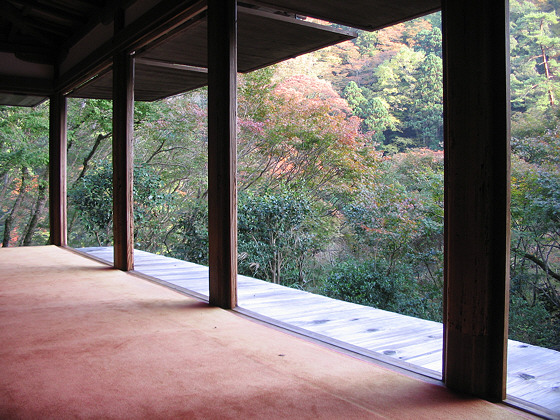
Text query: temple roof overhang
0 0 440 106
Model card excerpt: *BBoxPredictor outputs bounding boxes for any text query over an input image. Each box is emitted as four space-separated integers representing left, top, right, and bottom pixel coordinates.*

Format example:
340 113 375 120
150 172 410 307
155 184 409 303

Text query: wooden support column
207 0 238 309
442 0 511 401
48 92 67 246
112 50 135 271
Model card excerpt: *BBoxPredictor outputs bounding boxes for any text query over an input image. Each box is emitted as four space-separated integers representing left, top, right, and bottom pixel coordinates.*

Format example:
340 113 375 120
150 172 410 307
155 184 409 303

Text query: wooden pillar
442 0 511 400
112 50 135 271
48 92 67 246
207 0 238 309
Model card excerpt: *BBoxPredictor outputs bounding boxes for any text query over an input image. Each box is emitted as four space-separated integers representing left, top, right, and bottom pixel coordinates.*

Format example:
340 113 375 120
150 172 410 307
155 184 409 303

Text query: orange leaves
274 75 352 116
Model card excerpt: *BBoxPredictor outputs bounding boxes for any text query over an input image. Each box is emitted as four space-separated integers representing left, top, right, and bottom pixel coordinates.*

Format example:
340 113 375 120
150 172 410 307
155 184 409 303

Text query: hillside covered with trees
1 0 559 349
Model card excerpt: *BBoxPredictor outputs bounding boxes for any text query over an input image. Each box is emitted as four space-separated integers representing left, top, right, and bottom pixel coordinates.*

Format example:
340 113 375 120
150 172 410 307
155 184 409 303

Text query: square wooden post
49 92 67 246
112 50 135 271
207 0 238 309
442 0 511 400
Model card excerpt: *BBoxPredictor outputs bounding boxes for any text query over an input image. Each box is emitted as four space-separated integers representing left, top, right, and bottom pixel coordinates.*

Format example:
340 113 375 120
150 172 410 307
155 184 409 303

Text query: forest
1 0 559 350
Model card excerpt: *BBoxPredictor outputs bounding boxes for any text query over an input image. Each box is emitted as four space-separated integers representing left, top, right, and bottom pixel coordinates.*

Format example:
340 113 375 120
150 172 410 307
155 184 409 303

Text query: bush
320 258 442 321
509 295 560 350
168 199 209 265
68 163 165 247
238 188 335 285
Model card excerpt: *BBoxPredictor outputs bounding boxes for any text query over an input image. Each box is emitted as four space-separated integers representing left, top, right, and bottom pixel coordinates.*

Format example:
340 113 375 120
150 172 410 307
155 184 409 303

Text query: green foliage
67 99 112 145
510 0 560 117
168 199 209 265
321 258 442 321
355 31 379 57
343 81 366 111
0 104 50 246
511 153 560 322
238 67 276 122
69 163 113 244
238 188 335 286
343 44 443 151
343 83 399 143
509 295 560 349
413 27 442 57
0 105 49 172
68 163 166 247
343 149 444 289
374 47 443 150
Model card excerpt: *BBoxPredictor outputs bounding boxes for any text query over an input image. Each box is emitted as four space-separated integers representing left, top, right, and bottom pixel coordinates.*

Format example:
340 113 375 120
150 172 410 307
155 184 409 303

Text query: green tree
510 0 560 116
238 188 335 286
407 53 443 149
374 47 443 150
413 26 442 57
343 81 366 111
509 125 560 349
0 104 49 246
132 92 209 255
355 31 380 57
344 82 399 143
69 163 166 247
343 149 444 292
167 198 209 265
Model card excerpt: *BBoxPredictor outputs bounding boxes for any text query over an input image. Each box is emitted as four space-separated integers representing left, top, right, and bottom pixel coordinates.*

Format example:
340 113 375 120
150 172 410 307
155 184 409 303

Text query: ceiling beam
0 41 57 56
239 6 353 34
242 0 440 31
57 0 207 95
0 75 53 95
0 0 58 47
9 0 85 27
135 57 207 73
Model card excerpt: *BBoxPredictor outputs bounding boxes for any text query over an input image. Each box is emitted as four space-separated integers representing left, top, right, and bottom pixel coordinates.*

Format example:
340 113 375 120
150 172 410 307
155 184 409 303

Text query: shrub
321 258 442 321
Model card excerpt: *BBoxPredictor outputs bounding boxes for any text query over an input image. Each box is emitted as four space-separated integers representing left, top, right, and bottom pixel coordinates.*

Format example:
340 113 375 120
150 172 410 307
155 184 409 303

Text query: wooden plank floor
80 247 560 415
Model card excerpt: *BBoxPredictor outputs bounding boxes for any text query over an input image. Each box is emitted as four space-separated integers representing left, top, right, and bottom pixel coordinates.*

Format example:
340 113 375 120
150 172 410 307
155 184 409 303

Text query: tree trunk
2 167 29 247
21 179 48 246
540 20 555 106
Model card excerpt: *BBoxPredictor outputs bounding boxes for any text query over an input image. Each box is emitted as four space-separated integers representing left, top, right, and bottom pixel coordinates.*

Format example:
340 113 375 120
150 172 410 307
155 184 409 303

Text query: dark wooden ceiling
242 0 441 31
0 0 125 65
0 0 441 106
68 7 355 101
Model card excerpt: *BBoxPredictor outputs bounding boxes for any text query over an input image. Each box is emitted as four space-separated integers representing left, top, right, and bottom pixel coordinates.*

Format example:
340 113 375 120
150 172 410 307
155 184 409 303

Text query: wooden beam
135 57 207 73
207 0 237 309
442 0 511 401
48 92 67 246
112 50 134 271
57 0 206 96
0 0 59 48
0 76 53 96
241 0 440 32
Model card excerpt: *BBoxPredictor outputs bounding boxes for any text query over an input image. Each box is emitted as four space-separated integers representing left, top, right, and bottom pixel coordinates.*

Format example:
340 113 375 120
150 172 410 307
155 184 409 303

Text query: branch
74 132 111 185
523 252 560 282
